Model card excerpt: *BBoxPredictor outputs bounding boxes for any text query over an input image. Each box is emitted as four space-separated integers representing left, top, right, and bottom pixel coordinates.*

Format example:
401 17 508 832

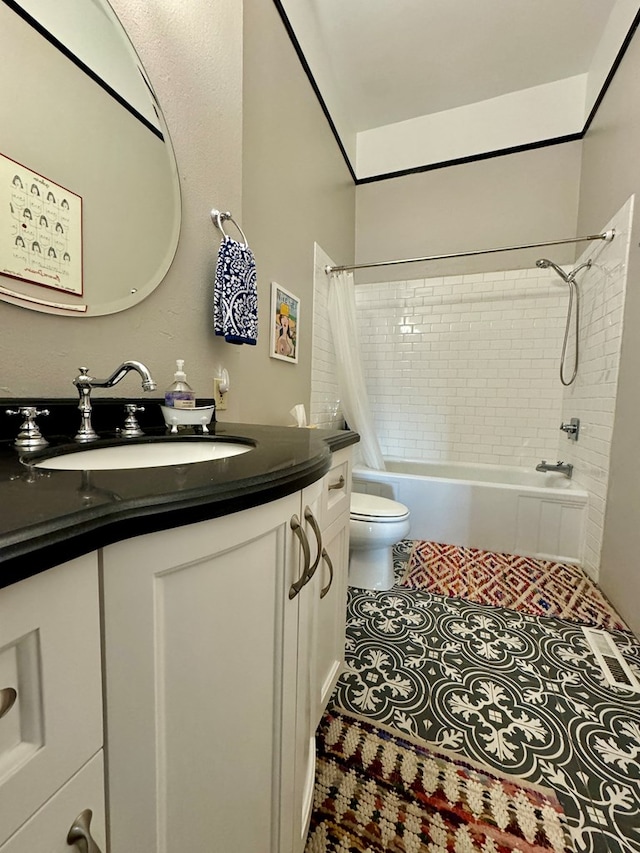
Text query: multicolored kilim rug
305 706 572 853
400 541 628 632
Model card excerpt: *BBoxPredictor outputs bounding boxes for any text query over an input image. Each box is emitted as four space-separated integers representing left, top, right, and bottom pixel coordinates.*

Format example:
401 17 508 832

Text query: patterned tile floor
331 541 640 853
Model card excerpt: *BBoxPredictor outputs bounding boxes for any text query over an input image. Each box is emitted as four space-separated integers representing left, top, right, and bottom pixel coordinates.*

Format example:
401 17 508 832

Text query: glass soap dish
160 404 215 433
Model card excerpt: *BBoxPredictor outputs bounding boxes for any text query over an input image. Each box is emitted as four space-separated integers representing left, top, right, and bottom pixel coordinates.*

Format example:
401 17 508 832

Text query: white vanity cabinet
101 477 331 853
0 554 104 852
0 442 353 853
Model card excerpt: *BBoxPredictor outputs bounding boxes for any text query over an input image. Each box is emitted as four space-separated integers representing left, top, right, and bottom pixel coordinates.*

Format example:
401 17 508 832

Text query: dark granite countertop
0 399 359 589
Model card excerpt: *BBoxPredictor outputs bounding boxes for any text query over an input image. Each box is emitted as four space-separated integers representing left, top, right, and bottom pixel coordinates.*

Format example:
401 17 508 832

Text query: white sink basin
33 440 254 471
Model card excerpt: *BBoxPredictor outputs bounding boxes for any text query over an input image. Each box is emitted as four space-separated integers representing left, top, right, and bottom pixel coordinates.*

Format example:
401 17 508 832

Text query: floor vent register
582 627 640 692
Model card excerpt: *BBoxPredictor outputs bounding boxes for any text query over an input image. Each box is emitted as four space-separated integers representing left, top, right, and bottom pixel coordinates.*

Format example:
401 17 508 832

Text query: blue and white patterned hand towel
214 236 258 345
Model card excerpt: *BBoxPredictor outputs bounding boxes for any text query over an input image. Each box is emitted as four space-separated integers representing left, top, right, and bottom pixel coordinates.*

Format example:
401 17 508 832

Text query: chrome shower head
536 258 570 283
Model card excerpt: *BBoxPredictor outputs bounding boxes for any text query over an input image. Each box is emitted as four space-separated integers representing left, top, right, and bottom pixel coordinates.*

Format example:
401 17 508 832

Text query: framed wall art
270 281 299 363
0 151 83 298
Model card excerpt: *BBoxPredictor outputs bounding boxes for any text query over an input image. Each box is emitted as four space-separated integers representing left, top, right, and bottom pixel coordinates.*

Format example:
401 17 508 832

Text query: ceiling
278 0 639 180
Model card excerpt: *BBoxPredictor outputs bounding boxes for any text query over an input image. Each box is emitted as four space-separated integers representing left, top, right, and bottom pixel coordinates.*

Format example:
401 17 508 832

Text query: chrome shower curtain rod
325 230 615 274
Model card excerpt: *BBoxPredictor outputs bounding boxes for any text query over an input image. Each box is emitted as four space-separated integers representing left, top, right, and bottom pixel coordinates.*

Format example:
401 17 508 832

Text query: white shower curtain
328 270 385 470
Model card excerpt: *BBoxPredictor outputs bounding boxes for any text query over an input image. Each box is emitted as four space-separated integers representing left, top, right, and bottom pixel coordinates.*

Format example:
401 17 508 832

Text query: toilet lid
351 492 410 521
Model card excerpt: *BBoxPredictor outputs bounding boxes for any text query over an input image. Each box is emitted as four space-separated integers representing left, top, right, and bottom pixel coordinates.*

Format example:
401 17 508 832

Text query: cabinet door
313 448 352 728
0 752 105 853
0 554 102 846
313 510 350 727
102 493 301 853
287 481 323 853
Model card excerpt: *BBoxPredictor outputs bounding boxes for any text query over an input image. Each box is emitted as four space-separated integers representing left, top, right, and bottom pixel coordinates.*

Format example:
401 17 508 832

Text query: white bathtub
352 459 588 565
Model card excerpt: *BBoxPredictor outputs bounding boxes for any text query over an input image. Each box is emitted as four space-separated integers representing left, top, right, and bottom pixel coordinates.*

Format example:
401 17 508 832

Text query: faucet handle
6 406 50 450
6 406 49 417
560 418 580 440
117 404 145 438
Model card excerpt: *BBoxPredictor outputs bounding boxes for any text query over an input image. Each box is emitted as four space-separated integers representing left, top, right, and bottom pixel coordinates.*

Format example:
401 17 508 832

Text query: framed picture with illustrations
0 151 83 298
270 281 299 363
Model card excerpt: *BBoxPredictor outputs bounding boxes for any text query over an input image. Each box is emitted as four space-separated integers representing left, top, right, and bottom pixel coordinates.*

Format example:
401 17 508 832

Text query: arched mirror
0 0 181 316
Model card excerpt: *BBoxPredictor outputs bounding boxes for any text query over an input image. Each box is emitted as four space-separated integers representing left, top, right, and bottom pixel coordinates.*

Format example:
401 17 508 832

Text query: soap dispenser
164 360 196 408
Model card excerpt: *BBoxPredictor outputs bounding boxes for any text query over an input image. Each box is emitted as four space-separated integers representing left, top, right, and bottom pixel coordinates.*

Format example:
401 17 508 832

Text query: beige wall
0 0 355 427
355 143 583 283
577 29 640 635
240 0 355 423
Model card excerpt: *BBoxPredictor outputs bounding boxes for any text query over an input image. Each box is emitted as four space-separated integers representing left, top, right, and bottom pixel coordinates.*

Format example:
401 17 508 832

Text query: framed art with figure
270 281 299 363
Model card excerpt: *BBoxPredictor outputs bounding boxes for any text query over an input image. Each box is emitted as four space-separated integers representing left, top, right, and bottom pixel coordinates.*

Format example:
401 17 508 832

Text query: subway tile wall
354 269 568 468
560 197 633 579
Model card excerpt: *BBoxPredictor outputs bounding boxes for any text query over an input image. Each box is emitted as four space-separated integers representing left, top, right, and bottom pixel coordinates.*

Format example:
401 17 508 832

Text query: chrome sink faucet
536 460 573 479
73 361 157 442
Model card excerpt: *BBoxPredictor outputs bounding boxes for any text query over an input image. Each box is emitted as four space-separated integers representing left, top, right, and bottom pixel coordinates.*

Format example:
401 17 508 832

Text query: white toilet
349 493 411 590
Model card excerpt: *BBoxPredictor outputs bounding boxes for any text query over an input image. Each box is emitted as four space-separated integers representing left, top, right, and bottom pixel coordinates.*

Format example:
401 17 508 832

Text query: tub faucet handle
560 418 580 441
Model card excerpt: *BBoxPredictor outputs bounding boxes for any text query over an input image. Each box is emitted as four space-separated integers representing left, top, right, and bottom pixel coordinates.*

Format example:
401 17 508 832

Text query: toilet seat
350 493 410 523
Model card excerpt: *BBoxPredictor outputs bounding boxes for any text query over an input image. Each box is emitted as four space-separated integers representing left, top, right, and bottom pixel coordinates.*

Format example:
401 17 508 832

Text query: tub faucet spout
73 360 157 442
536 460 573 479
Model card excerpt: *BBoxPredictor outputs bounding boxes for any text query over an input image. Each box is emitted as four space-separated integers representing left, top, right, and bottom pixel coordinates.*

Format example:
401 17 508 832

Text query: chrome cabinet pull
0 687 17 720
289 515 311 599
303 507 323 581
67 809 103 853
328 475 345 491
319 548 334 599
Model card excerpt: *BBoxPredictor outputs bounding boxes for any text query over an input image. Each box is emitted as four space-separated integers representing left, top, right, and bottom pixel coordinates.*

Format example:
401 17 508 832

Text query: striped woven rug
306 706 572 853
400 540 628 632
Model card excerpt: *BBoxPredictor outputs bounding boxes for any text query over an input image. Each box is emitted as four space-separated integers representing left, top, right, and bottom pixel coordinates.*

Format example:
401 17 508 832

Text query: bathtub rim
352 457 589 499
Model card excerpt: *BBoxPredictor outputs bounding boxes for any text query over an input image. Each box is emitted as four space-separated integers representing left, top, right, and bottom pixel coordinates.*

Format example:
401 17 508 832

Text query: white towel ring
211 209 248 247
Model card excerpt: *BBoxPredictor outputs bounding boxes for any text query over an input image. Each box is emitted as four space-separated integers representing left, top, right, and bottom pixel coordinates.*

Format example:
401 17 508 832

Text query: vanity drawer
0 751 105 853
0 554 103 846
323 448 352 528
